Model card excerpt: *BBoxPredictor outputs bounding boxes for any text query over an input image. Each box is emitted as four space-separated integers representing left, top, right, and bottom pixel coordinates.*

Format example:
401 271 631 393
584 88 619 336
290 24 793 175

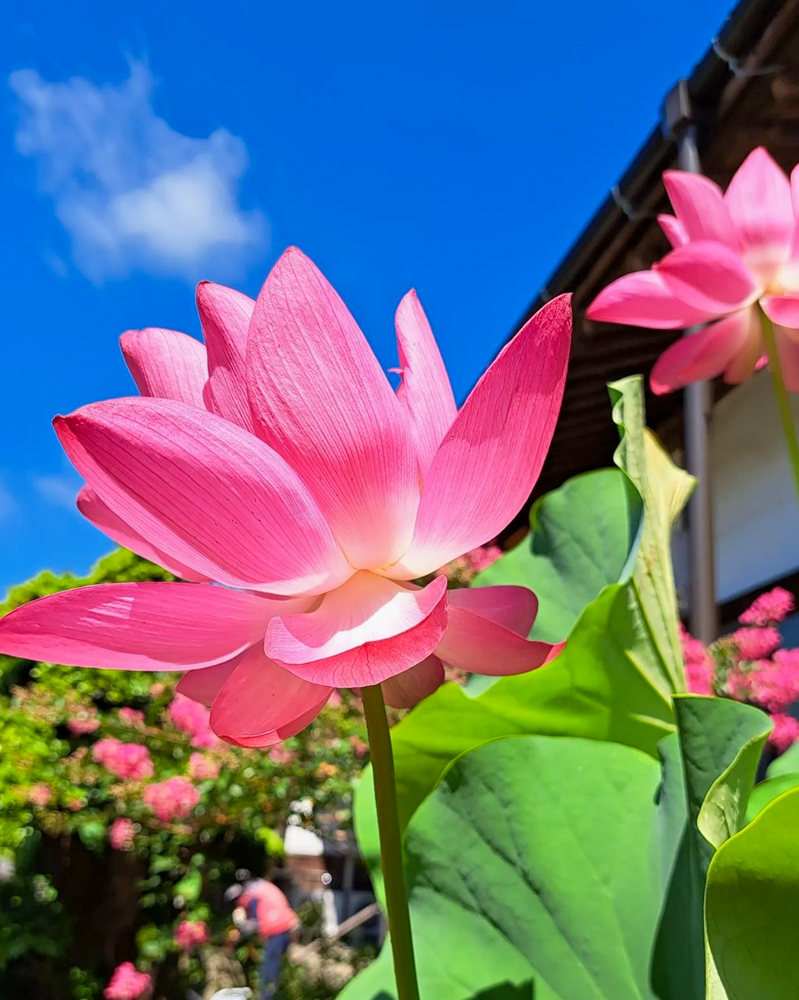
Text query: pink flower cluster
187 753 219 781
92 739 154 781
68 708 101 735
143 776 200 823
681 587 799 752
770 713 799 753
109 817 136 851
28 783 52 808
680 624 714 697
103 962 151 1000
118 707 145 727
167 694 218 748
174 919 210 951
739 587 795 626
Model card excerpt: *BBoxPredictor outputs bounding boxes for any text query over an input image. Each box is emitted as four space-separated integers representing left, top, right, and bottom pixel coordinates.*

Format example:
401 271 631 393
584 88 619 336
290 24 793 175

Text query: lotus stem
760 307 799 504
361 683 420 1000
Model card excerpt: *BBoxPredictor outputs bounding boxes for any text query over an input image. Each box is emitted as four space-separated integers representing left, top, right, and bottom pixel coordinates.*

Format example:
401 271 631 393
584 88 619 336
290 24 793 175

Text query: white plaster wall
710 371 799 602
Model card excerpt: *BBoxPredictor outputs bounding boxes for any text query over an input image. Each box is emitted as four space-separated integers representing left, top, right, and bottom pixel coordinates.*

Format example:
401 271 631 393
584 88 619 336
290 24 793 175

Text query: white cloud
9 60 266 281
32 473 82 511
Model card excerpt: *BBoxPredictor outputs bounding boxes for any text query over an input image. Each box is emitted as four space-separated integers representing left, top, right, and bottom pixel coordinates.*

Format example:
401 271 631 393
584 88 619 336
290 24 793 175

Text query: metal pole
663 84 718 642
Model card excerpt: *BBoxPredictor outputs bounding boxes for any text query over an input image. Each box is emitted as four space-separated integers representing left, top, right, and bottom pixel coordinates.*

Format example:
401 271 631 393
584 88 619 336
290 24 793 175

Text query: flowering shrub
173 919 210 951
167 695 218 749
92 739 154 781
103 962 151 1000
142 776 200 823
682 586 799 751
0 549 369 999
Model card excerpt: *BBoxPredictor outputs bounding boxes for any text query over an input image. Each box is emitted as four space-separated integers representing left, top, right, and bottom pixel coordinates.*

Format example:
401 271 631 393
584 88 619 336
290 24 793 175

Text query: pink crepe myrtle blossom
28 783 52 808
92 738 154 781
732 625 782 660
68 708 101 735
118 707 145 727
109 817 136 851
104 962 152 1000
679 624 714 696
748 649 799 713
174 919 210 951
769 712 799 753
268 744 294 766
588 148 799 394
0 248 570 747
168 694 218 748
739 586 795 626
188 752 220 781
143 776 200 823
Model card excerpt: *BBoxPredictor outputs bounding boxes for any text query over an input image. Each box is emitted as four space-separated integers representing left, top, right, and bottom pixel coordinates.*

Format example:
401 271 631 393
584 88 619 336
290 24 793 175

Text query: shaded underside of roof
522 0 799 503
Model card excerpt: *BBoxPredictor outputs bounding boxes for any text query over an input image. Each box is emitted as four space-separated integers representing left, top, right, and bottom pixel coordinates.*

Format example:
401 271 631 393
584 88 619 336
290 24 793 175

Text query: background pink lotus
588 148 799 394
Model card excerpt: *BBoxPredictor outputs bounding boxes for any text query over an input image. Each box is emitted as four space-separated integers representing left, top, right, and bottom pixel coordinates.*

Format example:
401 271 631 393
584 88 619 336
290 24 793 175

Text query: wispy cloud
9 59 266 281
32 472 82 511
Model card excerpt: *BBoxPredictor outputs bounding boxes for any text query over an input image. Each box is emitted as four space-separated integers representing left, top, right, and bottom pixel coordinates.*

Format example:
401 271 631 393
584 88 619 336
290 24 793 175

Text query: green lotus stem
362 683 420 1000
760 307 799 503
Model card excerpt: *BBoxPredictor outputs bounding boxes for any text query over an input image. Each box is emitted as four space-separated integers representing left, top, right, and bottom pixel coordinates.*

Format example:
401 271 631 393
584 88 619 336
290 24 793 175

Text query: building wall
711 371 799 604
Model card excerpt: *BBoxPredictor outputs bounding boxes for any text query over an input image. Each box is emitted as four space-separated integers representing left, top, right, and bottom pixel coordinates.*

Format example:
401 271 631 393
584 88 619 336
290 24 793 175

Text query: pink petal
722 309 766 385
197 281 256 430
265 573 448 687
246 248 419 569
586 271 716 329
791 164 799 215
774 326 799 392
0 582 273 670
435 601 562 677
650 309 760 395
176 655 244 706
382 655 444 709
662 171 737 247
120 328 207 407
77 486 209 582
209 646 332 747
446 585 538 636
388 295 571 579
56 397 352 595
761 294 799 330
655 241 758 313
394 290 458 476
658 214 689 248
725 147 793 282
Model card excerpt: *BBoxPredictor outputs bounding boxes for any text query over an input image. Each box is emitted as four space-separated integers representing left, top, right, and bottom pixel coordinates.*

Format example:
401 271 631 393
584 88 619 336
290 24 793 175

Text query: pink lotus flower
143 775 200 822
104 962 151 1000
0 248 570 746
174 919 210 951
92 738 154 781
188 752 219 781
109 817 136 851
588 148 799 393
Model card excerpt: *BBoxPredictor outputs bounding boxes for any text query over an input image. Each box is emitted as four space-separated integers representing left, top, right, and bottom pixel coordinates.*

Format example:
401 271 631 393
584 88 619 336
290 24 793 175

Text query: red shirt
240 880 297 937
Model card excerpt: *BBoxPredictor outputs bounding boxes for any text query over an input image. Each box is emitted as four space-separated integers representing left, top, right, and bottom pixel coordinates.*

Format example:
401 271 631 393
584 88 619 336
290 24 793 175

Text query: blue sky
1 0 734 592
